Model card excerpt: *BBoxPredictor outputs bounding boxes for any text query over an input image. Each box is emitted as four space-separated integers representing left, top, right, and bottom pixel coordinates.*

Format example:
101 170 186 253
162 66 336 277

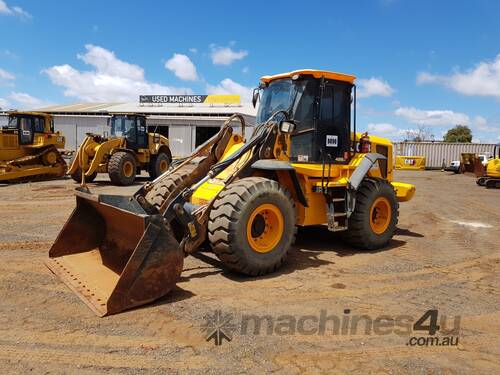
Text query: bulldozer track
7 145 63 167
1 146 67 183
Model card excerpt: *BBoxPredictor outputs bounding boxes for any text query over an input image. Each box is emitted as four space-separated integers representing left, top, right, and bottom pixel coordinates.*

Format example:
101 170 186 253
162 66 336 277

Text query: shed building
0 98 256 157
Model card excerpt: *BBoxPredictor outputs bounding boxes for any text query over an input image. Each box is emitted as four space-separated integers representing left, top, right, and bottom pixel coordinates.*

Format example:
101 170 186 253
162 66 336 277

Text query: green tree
444 125 472 142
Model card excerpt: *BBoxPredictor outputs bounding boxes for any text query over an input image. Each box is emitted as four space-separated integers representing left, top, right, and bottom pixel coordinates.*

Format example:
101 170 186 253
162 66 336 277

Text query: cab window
33 117 45 133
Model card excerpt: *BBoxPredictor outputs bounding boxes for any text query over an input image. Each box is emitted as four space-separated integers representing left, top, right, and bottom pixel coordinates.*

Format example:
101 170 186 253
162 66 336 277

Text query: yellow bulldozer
47 69 416 316
0 111 66 182
69 113 171 185
476 144 500 188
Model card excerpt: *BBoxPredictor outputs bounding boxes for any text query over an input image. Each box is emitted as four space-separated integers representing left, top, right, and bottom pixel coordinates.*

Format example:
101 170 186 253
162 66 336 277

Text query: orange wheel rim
159 159 168 173
369 197 391 234
246 203 284 253
123 161 134 177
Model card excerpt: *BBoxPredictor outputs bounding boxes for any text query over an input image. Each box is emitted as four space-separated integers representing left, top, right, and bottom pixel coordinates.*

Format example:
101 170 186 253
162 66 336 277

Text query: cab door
18 116 35 145
135 116 148 148
317 82 352 163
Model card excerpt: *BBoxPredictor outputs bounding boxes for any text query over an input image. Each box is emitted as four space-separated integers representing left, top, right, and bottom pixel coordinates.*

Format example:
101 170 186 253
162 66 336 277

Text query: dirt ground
0 170 499 374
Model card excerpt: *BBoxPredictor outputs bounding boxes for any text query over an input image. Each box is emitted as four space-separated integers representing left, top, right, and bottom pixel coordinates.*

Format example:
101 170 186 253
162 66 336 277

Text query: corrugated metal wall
54 116 108 150
393 142 497 169
53 115 254 156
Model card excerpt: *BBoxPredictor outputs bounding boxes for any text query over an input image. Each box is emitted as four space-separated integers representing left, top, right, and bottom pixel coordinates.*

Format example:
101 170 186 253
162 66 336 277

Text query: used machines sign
139 95 241 104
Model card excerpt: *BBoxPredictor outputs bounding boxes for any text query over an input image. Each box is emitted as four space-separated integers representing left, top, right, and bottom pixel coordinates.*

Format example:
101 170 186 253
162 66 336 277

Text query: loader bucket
46 189 184 316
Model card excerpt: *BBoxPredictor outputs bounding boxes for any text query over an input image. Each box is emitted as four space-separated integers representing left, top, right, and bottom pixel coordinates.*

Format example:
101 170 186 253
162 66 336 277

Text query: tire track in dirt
0 345 214 371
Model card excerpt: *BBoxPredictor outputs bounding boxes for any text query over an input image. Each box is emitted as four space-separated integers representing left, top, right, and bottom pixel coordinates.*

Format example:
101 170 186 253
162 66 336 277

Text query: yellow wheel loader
476 144 500 188
47 69 416 316
0 112 66 182
68 114 171 186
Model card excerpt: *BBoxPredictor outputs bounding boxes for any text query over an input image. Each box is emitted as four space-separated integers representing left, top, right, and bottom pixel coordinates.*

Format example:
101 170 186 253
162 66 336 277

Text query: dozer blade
46 189 184 316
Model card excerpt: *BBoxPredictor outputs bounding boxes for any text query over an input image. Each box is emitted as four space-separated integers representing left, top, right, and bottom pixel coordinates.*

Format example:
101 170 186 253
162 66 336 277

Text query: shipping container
393 142 497 169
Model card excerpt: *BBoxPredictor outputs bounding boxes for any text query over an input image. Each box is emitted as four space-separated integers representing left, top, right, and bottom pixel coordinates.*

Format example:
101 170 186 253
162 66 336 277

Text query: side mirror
252 88 260 108
153 133 161 144
280 120 295 134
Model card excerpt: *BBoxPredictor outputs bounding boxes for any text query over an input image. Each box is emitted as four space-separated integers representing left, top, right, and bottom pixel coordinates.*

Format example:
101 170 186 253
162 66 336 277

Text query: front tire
70 169 97 183
108 151 136 186
343 178 399 250
208 177 296 276
69 156 97 183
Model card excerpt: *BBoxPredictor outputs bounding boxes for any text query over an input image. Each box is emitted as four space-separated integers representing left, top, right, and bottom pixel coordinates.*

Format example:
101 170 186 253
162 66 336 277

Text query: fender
347 153 387 190
154 144 172 161
251 159 308 207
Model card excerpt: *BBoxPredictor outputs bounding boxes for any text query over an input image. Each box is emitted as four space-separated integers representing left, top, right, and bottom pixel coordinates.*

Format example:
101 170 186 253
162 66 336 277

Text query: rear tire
149 152 171 179
343 178 399 250
108 151 136 186
208 177 296 276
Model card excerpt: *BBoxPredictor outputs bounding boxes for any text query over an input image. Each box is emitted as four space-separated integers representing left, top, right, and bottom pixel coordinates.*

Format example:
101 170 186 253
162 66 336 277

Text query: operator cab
110 114 148 149
255 70 356 164
4 113 52 145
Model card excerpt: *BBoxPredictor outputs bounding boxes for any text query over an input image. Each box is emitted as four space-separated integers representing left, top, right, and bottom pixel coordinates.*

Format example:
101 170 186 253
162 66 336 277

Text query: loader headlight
280 120 295 134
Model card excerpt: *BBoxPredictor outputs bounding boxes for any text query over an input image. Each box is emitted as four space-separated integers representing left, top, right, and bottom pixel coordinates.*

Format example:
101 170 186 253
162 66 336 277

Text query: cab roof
260 69 356 85
111 113 147 117
8 111 52 118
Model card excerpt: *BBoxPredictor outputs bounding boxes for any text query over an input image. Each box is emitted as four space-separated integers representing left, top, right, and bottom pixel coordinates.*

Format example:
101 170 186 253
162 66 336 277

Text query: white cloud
473 115 487 127
0 68 15 80
395 106 470 126
0 1 31 19
44 44 192 102
242 66 249 74
416 71 441 85
357 77 394 98
210 45 248 66
207 78 253 102
165 53 198 81
0 97 11 109
417 55 500 100
189 48 197 54
9 92 47 108
367 123 401 136
471 115 500 134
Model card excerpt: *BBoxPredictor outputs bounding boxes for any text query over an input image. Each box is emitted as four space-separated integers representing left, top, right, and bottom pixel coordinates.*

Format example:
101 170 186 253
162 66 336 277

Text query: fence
393 142 496 169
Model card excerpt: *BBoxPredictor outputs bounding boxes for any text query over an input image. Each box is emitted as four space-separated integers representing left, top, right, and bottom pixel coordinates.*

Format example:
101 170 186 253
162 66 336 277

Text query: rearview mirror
252 88 260 108
153 133 161 144
280 120 295 134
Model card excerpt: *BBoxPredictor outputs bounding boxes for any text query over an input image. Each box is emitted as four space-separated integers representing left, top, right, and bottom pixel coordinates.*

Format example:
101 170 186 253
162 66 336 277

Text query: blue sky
1 0 499 143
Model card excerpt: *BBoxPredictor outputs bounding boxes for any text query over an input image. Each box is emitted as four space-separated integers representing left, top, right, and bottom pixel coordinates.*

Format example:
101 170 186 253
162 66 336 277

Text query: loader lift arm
141 115 284 255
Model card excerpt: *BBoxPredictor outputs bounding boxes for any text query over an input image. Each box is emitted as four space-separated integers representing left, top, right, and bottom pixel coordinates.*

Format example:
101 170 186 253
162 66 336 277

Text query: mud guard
347 153 387 190
251 159 308 207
